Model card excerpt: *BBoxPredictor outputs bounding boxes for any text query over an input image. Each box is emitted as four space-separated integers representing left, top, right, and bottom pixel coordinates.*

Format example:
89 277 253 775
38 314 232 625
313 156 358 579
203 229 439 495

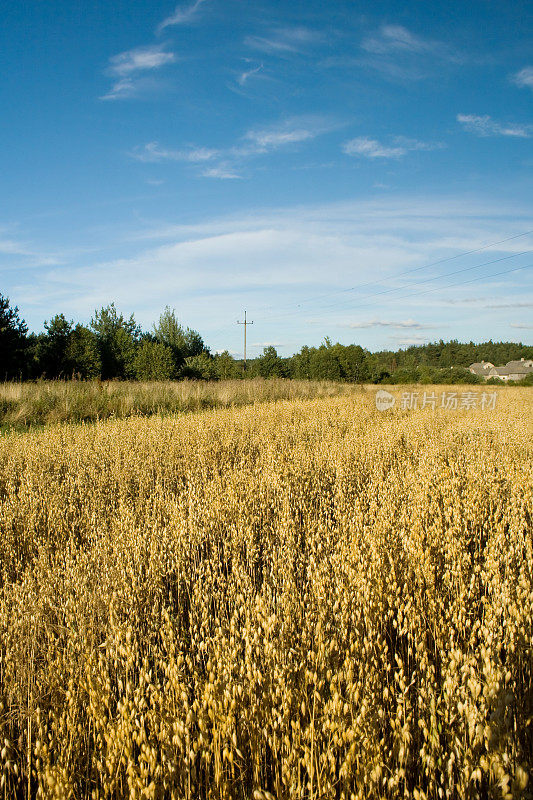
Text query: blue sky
1 0 532 355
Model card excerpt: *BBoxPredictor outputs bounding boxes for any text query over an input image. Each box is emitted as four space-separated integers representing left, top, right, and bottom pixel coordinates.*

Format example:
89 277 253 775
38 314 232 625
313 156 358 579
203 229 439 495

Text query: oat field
0 388 532 799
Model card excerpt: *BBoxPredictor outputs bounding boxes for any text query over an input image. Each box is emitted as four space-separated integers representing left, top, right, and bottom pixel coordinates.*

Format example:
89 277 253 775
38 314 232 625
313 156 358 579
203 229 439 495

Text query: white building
469 358 533 382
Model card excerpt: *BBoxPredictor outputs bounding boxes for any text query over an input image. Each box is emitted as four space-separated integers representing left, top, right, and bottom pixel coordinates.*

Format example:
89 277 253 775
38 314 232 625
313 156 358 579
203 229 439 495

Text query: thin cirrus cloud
343 135 443 159
108 45 176 76
237 63 264 87
243 117 333 151
511 66 533 90
100 44 176 100
201 165 242 180
131 116 337 179
362 25 439 55
341 319 430 329
157 0 210 33
396 335 431 345
457 114 533 138
131 141 218 163
359 24 460 82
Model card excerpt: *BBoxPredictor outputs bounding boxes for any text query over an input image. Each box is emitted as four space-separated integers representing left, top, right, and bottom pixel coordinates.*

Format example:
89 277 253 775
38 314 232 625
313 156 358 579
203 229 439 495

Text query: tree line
1 294 532 383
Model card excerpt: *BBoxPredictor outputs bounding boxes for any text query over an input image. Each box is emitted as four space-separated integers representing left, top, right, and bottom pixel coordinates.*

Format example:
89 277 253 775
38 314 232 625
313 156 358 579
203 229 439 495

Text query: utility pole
237 310 253 370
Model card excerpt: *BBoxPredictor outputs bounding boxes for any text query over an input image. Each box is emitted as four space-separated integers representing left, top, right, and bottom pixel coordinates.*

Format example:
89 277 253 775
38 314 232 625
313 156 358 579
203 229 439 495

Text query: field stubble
0 388 532 799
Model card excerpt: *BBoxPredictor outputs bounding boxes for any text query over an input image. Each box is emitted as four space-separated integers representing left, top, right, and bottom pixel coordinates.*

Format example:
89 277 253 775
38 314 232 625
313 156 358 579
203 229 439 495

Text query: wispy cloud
244 117 331 151
237 63 263 86
488 301 533 309
342 318 430 329
360 24 460 82
343 135 442 159
131 141 218 163
12 196 532 345
362 25 438 56
108 45 175 76
157 0 209 33
395 335 432 346
131 116 336 179
457 113 533 138
201 165 242 180
245 27 322 56
510 322 533 329
343 137 404 159
511 66 533 90
101 44 176 100
0 230 63 268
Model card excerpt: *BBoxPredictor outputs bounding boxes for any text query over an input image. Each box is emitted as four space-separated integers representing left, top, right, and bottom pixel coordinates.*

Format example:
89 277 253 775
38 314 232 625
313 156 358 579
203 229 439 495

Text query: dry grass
0 387 532 798
0 379 363 428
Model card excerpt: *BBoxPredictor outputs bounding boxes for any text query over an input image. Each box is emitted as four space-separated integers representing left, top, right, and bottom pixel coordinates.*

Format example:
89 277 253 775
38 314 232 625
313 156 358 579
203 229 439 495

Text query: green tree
153 307 207 375
309 340 343 380
333 343 370 382
257 346 287 378
91 304 140 379
214 350 239 380
289 346 312 379
0 294 28 379
133 341 176 380
66 325 102 378
33 314 73 378
184 353 218 380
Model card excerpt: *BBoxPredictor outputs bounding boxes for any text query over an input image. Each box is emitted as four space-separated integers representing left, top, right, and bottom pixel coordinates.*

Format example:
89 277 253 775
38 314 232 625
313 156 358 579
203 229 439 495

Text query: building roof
469 361 494 375
504 359 533 373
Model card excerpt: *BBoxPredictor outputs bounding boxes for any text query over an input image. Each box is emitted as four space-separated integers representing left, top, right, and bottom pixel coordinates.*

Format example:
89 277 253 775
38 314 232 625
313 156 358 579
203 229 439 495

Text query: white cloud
362 25 437 56
250 342 285 348
243 116 338 153
359 25 460 82
15 196 532 348
101 44 176 101
512 66 533 90
0 228 63 267
100 78 139 101
343 135 443 159
393 136 445 152
108 45 176 76
510 322 533 329
157 0 209 32
457 114 533 138
245 27 321 56
130 116 336 178
131 142 218 163
395 335 432 346
201 165 242 179
342 319 429 329
488 301 533 309
343 137 405 158
237 64 263 86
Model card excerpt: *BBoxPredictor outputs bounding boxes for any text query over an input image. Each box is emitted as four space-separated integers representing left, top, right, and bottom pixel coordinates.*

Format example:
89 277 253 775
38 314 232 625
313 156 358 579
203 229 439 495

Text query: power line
307 262 533 319
260 227 533 316
204 227 533 350
266 248 532 320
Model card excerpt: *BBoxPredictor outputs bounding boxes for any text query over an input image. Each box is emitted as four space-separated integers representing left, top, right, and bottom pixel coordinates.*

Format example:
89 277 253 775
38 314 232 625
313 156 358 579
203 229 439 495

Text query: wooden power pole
237 310 253 370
